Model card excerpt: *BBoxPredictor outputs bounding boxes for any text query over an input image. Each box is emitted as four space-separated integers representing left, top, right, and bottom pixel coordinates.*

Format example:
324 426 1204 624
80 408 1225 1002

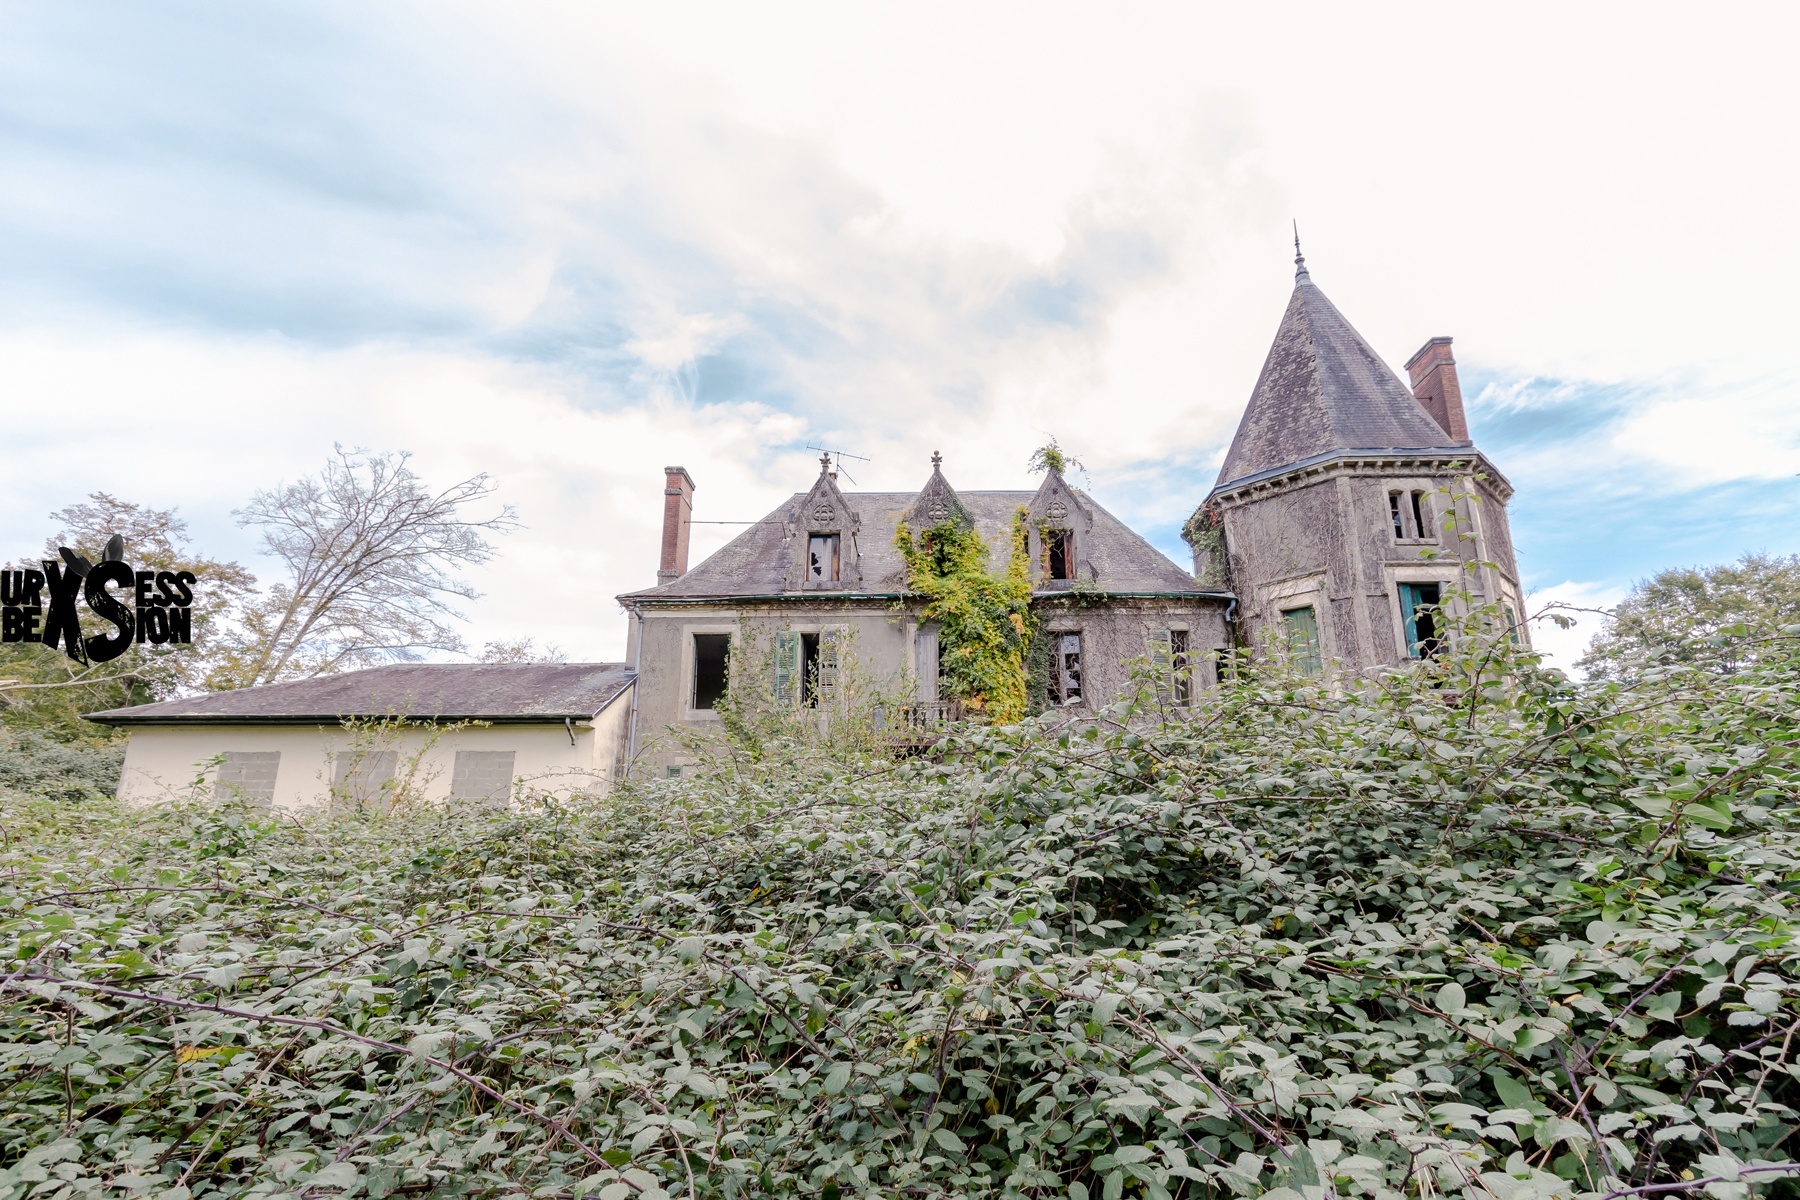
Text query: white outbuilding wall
114 697 632 811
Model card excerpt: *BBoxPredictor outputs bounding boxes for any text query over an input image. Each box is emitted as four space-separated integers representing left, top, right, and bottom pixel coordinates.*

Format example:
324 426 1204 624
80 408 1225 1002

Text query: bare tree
477 637 568 664
218 448 517 688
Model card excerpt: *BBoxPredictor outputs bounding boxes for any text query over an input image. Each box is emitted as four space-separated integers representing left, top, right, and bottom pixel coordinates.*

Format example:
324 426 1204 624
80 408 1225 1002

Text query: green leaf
1437 981 1467 1015
1491 1072 1534 1110
931 1128 966 1154
824 1062 852 1095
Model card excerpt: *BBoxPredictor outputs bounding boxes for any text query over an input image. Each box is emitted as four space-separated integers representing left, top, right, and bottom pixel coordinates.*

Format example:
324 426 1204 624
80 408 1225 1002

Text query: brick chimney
658 466 695 584
1403 336 1471 444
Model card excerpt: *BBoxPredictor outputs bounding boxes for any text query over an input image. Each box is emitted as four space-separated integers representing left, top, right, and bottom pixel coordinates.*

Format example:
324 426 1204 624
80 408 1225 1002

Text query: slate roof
85 663 635 726
621 488 1216 601
1214 262 1468 490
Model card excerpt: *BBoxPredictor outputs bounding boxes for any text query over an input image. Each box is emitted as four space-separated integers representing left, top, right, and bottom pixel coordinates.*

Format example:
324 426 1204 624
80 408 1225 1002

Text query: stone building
618 455 1232 771
85 244 1528 802
1186 245 1527 670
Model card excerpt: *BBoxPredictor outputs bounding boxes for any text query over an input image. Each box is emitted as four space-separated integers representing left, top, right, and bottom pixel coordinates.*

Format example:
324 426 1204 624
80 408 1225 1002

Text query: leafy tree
212 447 517 689
9 607 1800 1198
1580 551 1800 679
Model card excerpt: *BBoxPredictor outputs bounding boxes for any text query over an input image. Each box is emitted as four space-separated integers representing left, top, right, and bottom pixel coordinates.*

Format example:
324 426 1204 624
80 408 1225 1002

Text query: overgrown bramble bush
6 615 1800 1200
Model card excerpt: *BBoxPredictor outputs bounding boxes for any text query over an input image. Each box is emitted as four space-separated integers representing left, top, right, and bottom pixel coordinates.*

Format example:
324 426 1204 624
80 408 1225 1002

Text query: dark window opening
1388 491 1405 538
693 633 730 709
1046 530 1074 580
1049 632 1083 704
800 632 821 706
1503 604 1521 645
808 534 841 582
1170 628 1191 704
1398 583 1442 659
1410 491 1431 540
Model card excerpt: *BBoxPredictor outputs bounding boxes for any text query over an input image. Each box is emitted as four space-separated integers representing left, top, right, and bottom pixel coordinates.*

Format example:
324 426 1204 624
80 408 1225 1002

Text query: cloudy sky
3 2 1796 669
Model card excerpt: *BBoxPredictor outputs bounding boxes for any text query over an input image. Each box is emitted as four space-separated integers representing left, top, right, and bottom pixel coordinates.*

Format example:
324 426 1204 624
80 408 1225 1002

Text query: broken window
692 633 730 709
1049 632 1083 704
1046 530 1074 580
808 533 841 582
1170 628 1191 704
1398 582 1443 659
1411 491 1432 541
1281 606 1323 677
1388 491 1405 538
215 751 280 806
1151 628 1192 705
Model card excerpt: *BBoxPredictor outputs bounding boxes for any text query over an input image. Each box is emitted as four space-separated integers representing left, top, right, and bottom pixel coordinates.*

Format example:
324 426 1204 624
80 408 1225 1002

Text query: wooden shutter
773 631 800 706
818 629 841 705
915 629 939 701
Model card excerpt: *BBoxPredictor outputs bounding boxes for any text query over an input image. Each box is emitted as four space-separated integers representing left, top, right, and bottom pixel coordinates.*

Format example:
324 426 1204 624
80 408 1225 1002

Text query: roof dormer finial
819 451 832 473
1293 219 1310 284
930 450 943 469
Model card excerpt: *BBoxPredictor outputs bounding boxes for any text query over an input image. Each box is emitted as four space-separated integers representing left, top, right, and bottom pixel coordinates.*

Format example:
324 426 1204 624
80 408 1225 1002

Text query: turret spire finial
1293 220 1310 283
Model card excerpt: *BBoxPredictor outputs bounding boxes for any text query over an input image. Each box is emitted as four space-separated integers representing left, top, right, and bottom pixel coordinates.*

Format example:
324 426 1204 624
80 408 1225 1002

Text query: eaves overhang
83 678 636 728
1207 448 1513 505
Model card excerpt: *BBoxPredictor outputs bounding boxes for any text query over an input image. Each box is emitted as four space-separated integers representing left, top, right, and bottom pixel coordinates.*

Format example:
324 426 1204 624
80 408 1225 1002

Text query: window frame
1049 630 1084 705
806 533 842 584
1397 581 1444 659
690 632 732 711
1045 529 1075 581
1385 483 1440 545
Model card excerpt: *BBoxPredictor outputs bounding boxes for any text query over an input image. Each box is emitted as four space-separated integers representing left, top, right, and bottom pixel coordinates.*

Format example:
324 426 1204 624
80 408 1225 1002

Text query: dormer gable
785 455 863 590
900 451 973 532
1025 467 1094 587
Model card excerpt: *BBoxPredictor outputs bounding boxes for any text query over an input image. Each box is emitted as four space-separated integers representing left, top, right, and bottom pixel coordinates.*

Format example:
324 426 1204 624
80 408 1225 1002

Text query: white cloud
3 0 1799 671
0 328 811 660
1524 580 1630 677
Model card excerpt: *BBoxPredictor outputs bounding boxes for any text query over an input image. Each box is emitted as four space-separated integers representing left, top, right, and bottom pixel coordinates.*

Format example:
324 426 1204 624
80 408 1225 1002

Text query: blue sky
3 2 1797 668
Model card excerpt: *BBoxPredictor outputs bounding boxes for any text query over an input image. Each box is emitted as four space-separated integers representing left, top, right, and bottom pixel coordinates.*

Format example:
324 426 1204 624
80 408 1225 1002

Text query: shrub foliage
6 622 1800 1200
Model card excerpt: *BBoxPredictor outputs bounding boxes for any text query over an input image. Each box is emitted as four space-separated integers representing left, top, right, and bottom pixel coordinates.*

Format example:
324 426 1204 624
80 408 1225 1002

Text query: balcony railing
885 700 967 746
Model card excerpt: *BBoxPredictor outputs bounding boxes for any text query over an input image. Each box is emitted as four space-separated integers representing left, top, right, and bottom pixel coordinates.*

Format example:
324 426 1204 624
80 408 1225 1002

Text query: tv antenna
805 444 870 486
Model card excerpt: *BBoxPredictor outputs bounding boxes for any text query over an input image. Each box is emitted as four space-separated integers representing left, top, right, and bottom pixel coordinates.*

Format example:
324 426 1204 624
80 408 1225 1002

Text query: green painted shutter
773 631 800 706
817 628 841 705
1281 606 1323 676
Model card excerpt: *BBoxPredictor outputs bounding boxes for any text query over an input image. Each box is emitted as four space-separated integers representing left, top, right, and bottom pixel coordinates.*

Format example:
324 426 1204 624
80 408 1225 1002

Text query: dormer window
1388 492 1405 538
807 534 841 582
1046 530 1074 580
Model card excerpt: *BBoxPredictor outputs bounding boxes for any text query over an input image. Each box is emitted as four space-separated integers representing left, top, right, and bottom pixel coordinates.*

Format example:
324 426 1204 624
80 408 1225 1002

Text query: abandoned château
89 247 1527 802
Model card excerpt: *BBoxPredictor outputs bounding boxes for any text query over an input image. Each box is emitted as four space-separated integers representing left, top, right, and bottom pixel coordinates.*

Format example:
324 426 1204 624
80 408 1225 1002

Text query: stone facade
619 458 1231 773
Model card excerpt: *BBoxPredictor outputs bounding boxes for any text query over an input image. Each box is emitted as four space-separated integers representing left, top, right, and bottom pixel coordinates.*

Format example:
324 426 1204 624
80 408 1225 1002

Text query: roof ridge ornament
1293 219 1311 284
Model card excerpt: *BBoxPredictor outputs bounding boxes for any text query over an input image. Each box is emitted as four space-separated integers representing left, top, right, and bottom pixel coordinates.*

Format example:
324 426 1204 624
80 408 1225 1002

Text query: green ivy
896 510 1036 723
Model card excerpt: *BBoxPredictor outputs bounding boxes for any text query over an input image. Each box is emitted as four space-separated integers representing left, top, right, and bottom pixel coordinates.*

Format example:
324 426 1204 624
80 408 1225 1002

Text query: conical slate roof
1215 263 1466 489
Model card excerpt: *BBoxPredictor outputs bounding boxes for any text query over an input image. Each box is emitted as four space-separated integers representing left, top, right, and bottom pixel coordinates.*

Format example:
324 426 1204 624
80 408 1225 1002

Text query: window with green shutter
773 631 800 707
1281 606 1323 677
1397 583 1442 659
